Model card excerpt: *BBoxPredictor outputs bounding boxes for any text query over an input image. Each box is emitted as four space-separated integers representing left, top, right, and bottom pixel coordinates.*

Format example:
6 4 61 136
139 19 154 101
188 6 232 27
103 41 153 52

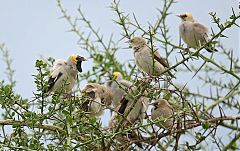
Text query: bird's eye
183 14 187 18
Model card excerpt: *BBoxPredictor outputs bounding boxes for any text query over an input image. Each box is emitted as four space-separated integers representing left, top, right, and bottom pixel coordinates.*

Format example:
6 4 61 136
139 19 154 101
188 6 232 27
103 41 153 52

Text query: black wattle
76 61 82 72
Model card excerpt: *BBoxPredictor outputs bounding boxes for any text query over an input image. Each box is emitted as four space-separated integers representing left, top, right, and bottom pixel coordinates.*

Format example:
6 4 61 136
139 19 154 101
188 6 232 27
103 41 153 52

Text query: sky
0 0 239 149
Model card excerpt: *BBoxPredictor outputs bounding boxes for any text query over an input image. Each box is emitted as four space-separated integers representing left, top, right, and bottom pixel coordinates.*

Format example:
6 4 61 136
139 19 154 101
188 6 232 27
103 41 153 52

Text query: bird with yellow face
108 72 133 108
46 54 86 95
177 13 217 53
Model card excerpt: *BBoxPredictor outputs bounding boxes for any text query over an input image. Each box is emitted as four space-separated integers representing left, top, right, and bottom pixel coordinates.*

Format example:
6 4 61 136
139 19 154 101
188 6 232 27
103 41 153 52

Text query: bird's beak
176 14 181 18
176 14 185 20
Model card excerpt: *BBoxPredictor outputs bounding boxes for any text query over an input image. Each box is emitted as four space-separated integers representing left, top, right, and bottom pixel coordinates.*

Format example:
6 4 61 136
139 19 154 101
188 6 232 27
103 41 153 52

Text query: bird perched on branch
109 90 149 127
130 37 174 78
107 72 133 109
81 83 113 117
151 99 174 129
177 13 218 53
45 54 86 95
108 91 148 149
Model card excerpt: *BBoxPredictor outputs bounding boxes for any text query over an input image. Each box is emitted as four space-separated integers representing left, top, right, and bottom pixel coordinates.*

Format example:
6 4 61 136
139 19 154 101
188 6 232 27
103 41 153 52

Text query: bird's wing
153 48 175 77
47 72 63 91
118 97 129 114
192 22 209 39
153 49 169 68
51 59 66 72
47 60 66 91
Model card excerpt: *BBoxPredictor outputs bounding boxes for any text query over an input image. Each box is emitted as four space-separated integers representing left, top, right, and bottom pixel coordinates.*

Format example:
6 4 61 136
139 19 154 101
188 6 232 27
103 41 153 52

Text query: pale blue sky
0 0 238 97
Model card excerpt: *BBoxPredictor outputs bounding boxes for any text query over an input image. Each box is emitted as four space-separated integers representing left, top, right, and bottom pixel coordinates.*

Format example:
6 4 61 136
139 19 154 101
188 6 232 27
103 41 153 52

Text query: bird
177 13 218 53
45 54 86 95
151 99 174 129
130 37 174 77
109 94 148 127
81 83 113 117
108 95 148 149
107 72 133 109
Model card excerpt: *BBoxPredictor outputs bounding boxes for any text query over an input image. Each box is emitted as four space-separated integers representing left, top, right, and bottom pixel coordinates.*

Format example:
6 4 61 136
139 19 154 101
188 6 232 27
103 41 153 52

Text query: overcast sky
0 0 238 97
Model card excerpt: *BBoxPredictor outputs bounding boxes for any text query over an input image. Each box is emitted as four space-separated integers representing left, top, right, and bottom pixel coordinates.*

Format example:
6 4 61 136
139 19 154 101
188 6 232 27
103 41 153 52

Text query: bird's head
176 13 194 22
71 54 87 63
112 71 122 79
151 99 169 108
71 54 87 72
130 37 146 48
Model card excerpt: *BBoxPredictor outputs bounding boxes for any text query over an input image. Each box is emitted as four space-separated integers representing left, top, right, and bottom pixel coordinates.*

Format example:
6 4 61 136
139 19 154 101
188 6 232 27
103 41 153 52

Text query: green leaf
89 117 97 124
202 121 210 129
66 115 73 125
62 110 70 115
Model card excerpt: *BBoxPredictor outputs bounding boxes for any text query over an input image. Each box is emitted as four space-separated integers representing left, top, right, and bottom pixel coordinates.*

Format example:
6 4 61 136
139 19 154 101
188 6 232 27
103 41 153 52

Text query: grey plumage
46 55 86 94
130 37 174 77
81 83 113 117
108 72 133 108
109 94 148 127
177 13 217 53
151 99 174 129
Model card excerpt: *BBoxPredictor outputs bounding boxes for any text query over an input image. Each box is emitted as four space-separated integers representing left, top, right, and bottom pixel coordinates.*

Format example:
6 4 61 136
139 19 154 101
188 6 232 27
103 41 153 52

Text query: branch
206 81 240 111
0 43 16 87
131 116 240 145
222 133 240 151
0 119 63 132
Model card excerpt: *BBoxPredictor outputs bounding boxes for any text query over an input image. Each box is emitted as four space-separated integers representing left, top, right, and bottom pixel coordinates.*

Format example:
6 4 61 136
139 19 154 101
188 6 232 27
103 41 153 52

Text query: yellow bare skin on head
112 72 120 79
185 13 193 21
71 55 78 63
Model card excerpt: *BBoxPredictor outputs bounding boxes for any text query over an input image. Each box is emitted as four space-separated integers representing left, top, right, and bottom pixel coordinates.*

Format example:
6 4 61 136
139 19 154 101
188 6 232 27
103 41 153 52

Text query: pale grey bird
108 96 148 149
109 94 148 127
177 13 217 53
46 54 86 94
81 83 113 117
151 99 174 129
108 72 133 109
130 37 174 77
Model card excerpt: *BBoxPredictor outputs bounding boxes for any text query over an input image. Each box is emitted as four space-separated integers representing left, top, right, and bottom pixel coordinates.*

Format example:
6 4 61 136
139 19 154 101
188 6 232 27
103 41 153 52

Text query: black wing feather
153 54 169 68
46 72 63 92
81 91 95 112
118 97 129 114
153 55 175 78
